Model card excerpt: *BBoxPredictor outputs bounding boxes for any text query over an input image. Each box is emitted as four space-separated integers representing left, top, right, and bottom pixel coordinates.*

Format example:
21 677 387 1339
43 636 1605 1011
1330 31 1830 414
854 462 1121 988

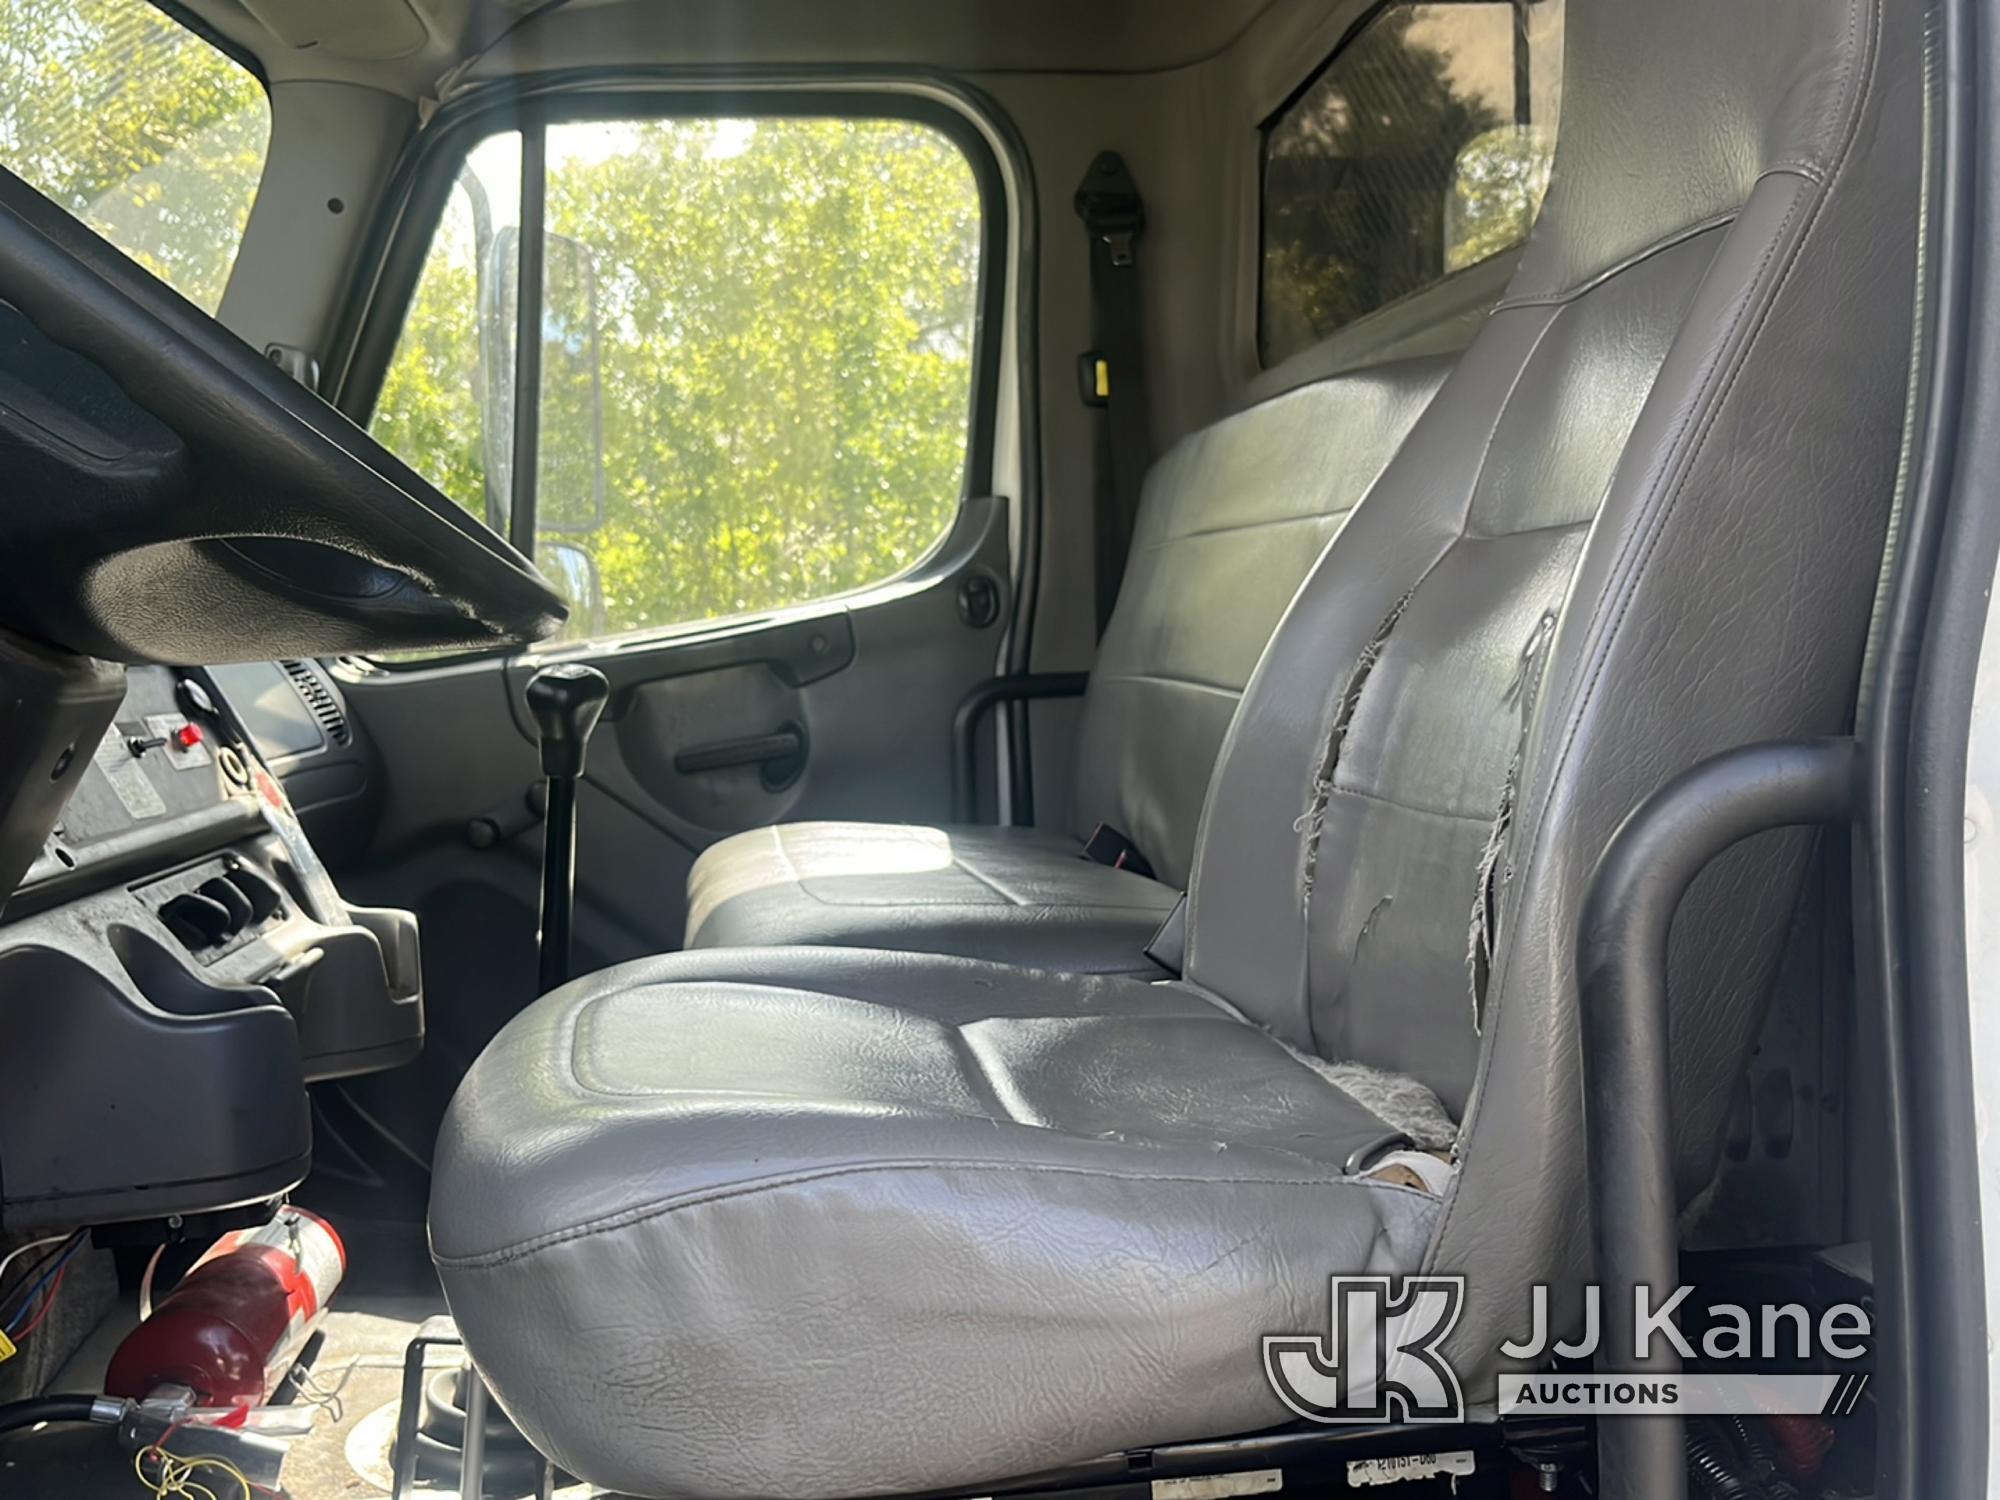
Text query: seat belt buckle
1080 823 1155 879
1077 351 1111 408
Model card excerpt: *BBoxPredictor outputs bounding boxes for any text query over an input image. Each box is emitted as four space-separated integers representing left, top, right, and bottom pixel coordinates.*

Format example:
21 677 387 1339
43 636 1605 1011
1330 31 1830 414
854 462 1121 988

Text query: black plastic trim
509 123 549 556
951 671 1089 822
1865 0 1993 1488
880 1418 1514 1500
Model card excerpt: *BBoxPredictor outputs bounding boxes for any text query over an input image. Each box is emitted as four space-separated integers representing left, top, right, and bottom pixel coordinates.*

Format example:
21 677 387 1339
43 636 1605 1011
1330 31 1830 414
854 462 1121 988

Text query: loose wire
9 1262 69 1342
134 1424 285 1500
139 1243 167 1322
0 1232 76 1307
4 1232 86 1337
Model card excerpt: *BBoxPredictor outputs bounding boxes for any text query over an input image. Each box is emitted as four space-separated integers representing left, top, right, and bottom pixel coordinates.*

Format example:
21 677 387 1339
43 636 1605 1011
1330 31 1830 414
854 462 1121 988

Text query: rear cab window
0 0 271 313
369 111 988 643
1261 0 1563 366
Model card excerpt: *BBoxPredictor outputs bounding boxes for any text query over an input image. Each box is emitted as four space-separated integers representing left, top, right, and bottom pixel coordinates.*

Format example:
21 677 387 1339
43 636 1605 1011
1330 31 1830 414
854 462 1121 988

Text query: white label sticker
1346 1451 1476 1488
92 730 166 819
1151 1470 1282 1500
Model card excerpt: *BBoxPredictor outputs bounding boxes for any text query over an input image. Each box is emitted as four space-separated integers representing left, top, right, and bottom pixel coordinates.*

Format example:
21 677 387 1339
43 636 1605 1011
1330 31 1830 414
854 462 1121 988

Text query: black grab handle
1576 737 1860 1500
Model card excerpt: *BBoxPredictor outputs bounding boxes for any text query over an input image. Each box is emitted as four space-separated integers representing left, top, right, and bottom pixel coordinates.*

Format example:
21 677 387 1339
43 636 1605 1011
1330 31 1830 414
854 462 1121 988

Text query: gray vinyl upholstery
430 1 1919 1494
683 363 1446 966
431 948 1437 1499
681 821 1182 973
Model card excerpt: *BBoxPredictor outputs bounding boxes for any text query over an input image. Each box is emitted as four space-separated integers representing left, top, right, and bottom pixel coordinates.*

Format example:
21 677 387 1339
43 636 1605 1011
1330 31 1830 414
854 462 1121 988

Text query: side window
0 0 271 313
1260 0 1563 367
371 115 985 642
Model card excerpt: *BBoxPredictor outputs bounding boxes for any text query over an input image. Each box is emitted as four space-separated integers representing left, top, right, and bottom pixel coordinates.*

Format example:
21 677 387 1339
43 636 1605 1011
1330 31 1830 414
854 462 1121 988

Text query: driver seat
428 1 1918 1494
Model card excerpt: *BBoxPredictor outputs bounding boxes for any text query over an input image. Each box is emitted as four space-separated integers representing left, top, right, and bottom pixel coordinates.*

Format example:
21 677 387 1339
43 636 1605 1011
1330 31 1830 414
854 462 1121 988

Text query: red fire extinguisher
105 1207 345 1407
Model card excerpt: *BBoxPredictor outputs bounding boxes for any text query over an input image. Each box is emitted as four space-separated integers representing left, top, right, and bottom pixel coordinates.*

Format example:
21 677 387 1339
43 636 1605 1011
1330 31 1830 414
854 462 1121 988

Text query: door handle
674 722 808 791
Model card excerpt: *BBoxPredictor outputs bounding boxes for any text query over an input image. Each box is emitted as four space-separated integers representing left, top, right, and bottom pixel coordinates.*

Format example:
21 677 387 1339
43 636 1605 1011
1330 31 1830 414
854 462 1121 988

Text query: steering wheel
0 165 564 664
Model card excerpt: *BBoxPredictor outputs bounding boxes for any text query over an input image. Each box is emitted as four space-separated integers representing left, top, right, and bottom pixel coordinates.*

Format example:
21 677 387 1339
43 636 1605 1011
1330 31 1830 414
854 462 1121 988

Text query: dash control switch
145 712 213 770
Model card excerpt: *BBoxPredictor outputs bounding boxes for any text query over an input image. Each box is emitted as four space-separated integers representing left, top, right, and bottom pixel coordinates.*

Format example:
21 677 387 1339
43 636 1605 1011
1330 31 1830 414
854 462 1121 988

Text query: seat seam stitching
1138 507 1353 550
1458 516 1595 545
436 1158 1432 1270
1090 671 1245 699
1492 208 1740 310
951 856 1031 907
1321 782 1496 826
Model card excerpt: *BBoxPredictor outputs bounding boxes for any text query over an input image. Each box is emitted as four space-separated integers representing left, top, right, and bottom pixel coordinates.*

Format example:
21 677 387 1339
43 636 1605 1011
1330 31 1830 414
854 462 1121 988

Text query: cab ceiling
183 0 1289 96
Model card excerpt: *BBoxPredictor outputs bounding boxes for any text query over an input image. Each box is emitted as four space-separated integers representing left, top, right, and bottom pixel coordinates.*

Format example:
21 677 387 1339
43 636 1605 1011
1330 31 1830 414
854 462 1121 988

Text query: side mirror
1444 123 1556 273
540 540 609 641
477 227 609 538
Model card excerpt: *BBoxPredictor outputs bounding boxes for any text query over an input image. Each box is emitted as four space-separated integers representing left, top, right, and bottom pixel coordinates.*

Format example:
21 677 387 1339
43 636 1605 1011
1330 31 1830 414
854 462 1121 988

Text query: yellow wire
133 1441 259 1500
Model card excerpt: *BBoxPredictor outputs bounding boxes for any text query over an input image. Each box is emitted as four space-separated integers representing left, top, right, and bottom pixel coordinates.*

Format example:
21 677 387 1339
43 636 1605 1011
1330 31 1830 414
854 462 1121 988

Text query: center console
0 659 422 1235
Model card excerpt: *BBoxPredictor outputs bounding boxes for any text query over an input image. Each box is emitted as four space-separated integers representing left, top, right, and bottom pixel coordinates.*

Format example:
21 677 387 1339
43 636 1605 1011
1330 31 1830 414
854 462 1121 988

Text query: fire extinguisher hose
0 1393 129 1438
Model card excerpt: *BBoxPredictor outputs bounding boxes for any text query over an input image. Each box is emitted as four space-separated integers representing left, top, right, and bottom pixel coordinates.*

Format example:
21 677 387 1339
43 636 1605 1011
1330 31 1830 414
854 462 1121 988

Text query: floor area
0 1213 595 1499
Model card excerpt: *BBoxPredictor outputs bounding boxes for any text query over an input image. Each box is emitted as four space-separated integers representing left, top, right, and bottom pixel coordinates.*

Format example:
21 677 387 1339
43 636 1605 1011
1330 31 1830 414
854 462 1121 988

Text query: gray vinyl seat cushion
681 821 1182 972
433 2 1918 1496
430 947 1438 1500
684 361 1448 968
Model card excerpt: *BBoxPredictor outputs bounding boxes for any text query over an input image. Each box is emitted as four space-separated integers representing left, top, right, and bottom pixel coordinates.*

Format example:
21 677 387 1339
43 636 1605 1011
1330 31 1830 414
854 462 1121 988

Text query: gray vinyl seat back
1184 0 1914 1389
1065 363 1445 886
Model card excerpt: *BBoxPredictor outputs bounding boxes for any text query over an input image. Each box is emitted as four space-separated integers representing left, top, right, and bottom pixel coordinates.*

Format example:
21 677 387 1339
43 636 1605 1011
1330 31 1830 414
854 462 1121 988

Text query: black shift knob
524 663 610 780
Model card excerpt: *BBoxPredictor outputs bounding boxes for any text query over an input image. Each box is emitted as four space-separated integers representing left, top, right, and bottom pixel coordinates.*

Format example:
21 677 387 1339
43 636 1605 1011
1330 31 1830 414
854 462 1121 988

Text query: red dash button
175 723 203 749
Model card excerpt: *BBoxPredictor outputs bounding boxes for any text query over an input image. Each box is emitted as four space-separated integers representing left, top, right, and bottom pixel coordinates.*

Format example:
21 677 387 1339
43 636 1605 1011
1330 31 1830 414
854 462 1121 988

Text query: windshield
0 0 271 313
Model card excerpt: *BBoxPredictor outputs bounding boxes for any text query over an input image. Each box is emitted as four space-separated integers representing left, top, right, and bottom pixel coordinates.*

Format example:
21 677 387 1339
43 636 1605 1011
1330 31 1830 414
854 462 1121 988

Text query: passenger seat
682 359 1448 970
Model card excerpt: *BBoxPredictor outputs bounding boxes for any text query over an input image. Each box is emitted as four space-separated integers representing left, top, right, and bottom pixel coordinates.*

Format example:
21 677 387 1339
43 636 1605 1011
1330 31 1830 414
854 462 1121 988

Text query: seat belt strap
1074 150 1151 637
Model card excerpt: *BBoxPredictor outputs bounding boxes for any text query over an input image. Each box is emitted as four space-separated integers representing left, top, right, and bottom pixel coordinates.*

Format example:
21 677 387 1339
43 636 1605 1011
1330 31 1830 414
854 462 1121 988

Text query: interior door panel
331 493 1013 1146
499 494 1010 907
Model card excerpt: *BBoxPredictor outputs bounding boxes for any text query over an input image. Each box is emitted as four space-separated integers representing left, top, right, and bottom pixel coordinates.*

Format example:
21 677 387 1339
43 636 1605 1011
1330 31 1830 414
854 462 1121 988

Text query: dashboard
0 662 419 1234
0 135 563 1241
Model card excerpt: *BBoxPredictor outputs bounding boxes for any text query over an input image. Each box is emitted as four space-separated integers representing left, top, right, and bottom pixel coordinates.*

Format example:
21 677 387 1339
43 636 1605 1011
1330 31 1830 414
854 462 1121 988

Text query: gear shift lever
524 663 610 993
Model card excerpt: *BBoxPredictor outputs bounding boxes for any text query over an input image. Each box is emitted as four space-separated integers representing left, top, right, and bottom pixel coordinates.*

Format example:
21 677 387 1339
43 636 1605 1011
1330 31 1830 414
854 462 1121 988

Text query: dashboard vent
280 659 351 747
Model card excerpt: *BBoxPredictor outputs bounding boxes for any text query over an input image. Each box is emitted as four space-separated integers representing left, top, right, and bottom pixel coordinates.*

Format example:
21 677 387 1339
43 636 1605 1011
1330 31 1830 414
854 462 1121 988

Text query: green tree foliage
1444 123 1555 272
369 185 491 525
374 118 981 640
0 0 268 312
